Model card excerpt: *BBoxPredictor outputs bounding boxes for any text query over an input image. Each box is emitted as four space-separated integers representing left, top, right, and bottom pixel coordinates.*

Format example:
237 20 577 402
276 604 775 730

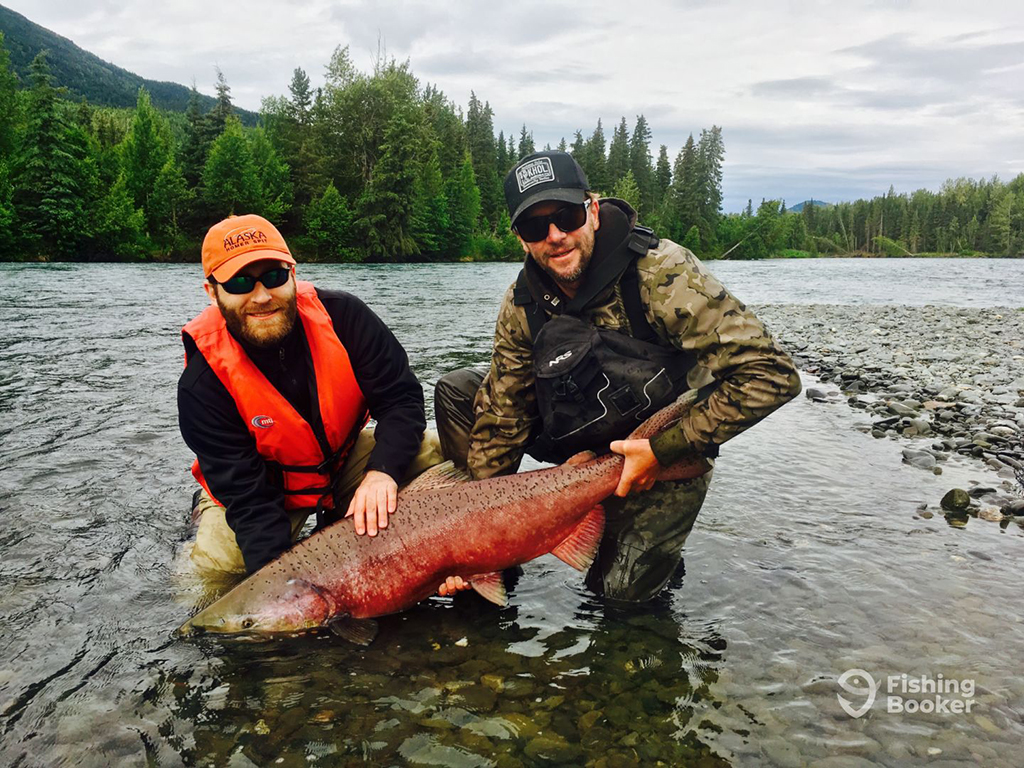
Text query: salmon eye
242 619 254 630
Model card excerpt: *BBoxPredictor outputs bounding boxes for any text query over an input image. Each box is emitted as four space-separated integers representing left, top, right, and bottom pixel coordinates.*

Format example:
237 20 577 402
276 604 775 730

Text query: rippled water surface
1 260 1023 767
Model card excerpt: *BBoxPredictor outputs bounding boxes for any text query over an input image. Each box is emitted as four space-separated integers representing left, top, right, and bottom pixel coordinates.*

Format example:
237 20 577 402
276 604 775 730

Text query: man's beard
218 293 298 348
539 226 596 286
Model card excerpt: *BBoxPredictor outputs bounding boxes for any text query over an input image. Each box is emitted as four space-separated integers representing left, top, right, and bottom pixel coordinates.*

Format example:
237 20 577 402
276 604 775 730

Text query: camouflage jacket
468 199 802 480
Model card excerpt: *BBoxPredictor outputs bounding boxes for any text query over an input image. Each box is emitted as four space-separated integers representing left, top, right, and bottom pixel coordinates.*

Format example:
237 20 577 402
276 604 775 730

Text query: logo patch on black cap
516 158 555 193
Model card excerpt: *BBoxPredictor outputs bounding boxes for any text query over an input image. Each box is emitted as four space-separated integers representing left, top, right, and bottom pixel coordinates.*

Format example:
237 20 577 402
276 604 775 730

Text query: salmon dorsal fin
564 450 597 466
469 571 507 606
401 460 472 492
551 505 605 571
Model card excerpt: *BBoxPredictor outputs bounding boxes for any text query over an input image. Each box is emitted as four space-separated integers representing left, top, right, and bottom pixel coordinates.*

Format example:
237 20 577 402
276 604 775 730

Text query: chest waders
514 223 714 601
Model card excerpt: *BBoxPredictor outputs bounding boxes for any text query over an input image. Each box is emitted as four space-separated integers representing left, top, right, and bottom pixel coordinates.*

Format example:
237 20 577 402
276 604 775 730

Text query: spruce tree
180 85 208 190
150 158 193 251
465 93 501 227
654 144 671 210
202 116 261 221
356 108 418 259
444 151 481 258
305 181 358 261
496 130 508 176
15 52 97 257
628 115 653 215
122 88 170 237
606 117 630 188
518 124 535 157
0 32 20 160
585 119 607 192
249 126 293 223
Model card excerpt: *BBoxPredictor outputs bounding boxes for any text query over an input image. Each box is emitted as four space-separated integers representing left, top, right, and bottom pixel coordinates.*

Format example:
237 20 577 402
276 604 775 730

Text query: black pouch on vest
528 314 694 463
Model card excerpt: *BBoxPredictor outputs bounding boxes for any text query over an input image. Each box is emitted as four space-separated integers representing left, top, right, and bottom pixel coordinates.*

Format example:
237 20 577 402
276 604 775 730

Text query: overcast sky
6 0 1023 211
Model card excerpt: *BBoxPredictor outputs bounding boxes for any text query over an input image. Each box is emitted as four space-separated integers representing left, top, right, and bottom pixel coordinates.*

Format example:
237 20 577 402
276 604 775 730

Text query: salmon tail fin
327 614 378 646
468 571 507 606
552 505 605 571
401 460 472 493
564 450 598 466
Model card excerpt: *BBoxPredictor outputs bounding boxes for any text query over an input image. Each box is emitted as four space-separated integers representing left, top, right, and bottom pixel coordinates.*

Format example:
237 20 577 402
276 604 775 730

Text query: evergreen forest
0 33 1021 263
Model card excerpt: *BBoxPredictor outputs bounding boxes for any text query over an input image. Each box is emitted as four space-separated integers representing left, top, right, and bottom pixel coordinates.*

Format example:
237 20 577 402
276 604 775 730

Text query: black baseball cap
504 151 590 227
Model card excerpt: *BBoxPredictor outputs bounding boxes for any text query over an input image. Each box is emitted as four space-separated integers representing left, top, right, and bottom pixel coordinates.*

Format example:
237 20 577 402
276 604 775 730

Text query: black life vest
513 225 701 463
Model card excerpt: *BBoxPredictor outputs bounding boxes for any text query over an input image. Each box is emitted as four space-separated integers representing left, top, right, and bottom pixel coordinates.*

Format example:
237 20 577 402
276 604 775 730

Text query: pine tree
180 85 208 189
606 117 630 187
0 160 15 245
0 32 20 160
14 52 97 257
465 92 501 227
121 88 170 236
249 126 293 223
202 116 261 221
356 108 418 259
557 137 567 152
628 115 653 215
611 170 642 212
695 126 725 241
518 124 535 157
410 144 448 256
150 158 193 251
495 130 508 175
93 172 146 258
205 67 233 141
664 135 701 242
654 144 671 210
444 151 481 258
305 181 358 261
585 119 607 192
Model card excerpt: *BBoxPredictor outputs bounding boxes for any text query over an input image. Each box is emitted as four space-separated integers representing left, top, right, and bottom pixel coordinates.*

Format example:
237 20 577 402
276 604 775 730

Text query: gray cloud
3 0 1022 212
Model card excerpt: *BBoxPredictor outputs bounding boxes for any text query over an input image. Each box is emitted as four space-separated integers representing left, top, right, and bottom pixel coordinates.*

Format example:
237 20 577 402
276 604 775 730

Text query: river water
1 258 1022 767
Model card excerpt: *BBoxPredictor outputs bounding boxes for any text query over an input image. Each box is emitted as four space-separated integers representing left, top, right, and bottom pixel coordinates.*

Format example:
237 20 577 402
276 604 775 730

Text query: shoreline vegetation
0 33 1022 265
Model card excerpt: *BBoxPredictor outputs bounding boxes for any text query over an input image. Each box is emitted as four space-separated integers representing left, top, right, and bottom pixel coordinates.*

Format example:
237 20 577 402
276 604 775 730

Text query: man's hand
610 438 661 497
438 575 473 596
345 470 398 536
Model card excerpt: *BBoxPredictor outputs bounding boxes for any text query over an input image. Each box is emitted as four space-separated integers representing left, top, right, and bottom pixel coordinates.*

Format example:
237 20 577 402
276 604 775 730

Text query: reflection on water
1 262 1023 767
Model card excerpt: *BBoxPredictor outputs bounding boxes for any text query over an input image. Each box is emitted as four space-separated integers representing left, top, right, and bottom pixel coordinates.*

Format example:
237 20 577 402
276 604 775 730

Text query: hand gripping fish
176 392 710 644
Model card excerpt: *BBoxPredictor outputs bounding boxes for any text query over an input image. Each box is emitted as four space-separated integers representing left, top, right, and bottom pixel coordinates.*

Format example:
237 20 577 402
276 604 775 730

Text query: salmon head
176 577 336 637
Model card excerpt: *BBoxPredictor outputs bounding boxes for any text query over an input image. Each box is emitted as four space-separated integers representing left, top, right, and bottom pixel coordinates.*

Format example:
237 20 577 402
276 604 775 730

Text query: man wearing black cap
435 151 801 601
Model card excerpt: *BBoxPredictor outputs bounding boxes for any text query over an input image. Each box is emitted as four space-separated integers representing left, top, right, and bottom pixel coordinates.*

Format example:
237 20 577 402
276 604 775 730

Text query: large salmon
176 392 710 643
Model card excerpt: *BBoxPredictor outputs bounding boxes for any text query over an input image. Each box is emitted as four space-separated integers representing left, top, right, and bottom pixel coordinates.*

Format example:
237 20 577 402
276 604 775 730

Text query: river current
1 258 1022 766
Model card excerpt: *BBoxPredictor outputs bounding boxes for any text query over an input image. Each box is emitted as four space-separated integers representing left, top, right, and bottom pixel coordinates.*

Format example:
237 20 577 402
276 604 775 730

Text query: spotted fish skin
176 394 709 637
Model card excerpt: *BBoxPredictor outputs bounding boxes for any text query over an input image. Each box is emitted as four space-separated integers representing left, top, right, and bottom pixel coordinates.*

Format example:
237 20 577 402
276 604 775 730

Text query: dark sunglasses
211 266 292 295
514 201 590 243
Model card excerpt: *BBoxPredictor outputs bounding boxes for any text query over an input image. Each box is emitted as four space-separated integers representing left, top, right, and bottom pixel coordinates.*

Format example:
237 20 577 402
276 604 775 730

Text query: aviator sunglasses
211 266 292 295
514 200 591 243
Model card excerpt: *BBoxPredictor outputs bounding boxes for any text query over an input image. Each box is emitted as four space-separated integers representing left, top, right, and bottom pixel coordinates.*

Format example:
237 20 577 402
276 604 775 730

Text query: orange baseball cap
202 214 296 281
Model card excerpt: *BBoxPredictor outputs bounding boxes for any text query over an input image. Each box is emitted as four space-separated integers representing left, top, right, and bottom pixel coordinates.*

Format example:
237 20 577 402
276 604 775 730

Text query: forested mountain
0 4 256 122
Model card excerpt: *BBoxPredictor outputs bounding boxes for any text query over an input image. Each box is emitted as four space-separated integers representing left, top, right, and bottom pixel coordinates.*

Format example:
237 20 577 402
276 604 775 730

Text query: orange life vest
182 281 369 511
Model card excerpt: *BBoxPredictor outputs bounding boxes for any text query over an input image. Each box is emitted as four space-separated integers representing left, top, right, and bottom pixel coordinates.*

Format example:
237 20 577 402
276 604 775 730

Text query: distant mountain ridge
789 199 830 212
0 3 256 122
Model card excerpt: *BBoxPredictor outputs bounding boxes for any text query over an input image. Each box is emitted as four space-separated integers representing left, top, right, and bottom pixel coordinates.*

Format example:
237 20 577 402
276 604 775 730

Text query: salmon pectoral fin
551 504 606 571
564 450 598 466
327 615 378 646
401 460 472 492
468 571 507 607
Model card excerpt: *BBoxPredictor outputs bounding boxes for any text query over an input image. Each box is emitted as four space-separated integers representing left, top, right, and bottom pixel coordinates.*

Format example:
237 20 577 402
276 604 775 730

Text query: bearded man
435 151 801 601
178 214 442 576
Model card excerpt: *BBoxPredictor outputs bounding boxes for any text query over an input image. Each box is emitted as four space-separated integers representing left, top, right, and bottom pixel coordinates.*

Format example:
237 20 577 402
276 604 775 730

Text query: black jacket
177 287 426 573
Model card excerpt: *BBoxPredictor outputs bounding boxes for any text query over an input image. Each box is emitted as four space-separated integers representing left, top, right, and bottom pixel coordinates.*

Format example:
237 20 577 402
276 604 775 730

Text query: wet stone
941 489 971 512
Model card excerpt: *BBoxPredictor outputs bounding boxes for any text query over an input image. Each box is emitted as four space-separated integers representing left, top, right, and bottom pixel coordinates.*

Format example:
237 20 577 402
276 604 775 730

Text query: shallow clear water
1 260 1022 767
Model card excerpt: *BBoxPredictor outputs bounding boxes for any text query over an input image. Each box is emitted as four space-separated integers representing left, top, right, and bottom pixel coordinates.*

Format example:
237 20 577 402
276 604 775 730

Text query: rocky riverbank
756 303 1024 522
